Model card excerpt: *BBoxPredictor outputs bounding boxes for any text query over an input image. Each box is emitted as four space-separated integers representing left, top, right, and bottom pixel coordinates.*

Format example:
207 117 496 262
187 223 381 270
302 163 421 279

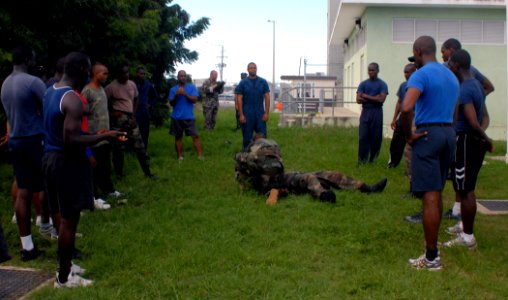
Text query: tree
0 0 209 89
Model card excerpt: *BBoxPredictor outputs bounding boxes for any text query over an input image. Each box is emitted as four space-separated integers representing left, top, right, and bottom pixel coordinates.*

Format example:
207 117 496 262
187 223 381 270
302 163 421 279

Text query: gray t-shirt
1 71 46 138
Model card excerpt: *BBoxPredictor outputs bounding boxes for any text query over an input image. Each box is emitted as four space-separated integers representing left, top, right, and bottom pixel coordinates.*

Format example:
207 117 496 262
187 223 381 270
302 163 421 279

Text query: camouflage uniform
235 138 386 202
201 79 224 130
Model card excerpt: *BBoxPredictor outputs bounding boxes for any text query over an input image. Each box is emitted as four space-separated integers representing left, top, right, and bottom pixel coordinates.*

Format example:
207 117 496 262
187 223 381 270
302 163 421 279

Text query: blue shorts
452 133 487 193
170 119 199 138
411 125 455 193
8 136 44 191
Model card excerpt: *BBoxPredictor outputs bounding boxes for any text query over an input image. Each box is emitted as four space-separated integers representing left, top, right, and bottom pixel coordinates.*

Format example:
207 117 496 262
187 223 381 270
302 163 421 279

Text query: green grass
1 107 508 299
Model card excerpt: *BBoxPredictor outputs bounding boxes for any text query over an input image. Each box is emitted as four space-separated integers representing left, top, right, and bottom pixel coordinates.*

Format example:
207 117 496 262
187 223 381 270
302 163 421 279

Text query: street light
268 19 275 111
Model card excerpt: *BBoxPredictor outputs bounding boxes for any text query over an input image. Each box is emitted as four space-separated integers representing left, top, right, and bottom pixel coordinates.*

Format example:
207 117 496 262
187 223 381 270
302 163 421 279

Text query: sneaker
94 198 111 210
198 156 205 161
446 222 463 235
108 190 123 198
442 234 477 250
39 223 53 238
404 212 422 224
35 215 42 227
20 248 42 262
443 208 461 220
408 254 443 271
178 156 184 161
12 213 16 224
51 227 59 240
71 262 86 275
54 273 93 288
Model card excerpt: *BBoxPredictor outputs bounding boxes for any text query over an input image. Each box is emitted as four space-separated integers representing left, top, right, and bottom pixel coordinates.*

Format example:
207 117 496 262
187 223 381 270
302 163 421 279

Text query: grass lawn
1 107 507 299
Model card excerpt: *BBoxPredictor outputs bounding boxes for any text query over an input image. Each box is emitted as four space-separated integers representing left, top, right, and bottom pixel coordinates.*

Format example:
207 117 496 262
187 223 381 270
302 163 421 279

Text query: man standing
168 70 203 160
235 62 270 150
402 36 459 270
356 62 388 164
43 52 126 287
388 63 416 168
443 49 494 250
106 64 155 178
201 70 224 130
81 63 122 206
234 72 248 130
1 45 47 261
441 38 494 220
133 66 158 150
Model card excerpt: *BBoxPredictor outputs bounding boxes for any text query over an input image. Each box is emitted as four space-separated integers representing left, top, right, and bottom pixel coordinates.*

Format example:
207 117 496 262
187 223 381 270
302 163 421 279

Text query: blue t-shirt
43 85 74 152
397 81 408 104
1 71 46 138
455 78 485 133
168 83 199 120
235 76 270 116
407 62 459 125
356 78 389 108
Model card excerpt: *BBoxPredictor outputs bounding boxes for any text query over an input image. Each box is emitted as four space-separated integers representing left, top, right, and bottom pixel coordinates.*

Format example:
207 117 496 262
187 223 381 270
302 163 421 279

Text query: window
393 19 414 42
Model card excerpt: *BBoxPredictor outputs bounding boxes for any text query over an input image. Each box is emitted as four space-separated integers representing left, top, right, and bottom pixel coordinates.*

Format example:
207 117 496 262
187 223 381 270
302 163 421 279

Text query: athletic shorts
42 152 94 218
452 133 487 193
411 125 455 193
170 119 198 138
7 136 44 191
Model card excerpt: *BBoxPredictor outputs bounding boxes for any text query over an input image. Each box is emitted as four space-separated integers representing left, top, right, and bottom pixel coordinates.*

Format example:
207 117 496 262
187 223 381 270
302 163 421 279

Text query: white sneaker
71 262 86 275
108 190 123 198
443 234 477 250
54 273 93 288
94 198 111 210
35 215 42 227
446 222 463 235
12 213 16 224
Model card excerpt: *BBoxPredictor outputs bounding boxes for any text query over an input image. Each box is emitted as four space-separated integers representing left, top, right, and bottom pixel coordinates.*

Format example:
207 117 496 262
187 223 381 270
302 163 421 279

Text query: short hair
247 62 256 68
368 62 379 71
136 65 146 72
449 49 471 70
443 38 462 50
413 36 436 55
55 57 66 74
12 45 34 65
63 52 90 79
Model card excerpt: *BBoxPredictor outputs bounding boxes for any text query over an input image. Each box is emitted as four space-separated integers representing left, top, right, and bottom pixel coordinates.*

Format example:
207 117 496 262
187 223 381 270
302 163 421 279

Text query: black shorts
452 133 487 193
8 136 44 191
42 152 94 218
169 119 198 138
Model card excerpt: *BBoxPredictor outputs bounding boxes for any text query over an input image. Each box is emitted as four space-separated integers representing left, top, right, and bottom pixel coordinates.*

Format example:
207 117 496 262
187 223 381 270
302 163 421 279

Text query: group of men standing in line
356 36 494 270
0 46 160 287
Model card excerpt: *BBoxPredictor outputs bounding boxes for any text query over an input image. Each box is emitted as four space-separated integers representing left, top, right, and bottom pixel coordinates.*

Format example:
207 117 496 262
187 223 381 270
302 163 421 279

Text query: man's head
177 70 187 85
240 72 247 80
247 62 257 78
367 63 379 80
136 66 146 80
412 36 436 68
117 63 130 83
441 38 461 62
209 70 218 81
63 52 91 90
448 49 471 78
12 45 35 67
91 63 108 85
403 63 416 80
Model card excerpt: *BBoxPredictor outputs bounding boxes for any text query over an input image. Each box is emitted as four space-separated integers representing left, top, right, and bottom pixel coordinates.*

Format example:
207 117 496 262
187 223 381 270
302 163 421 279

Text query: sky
172 0 328 84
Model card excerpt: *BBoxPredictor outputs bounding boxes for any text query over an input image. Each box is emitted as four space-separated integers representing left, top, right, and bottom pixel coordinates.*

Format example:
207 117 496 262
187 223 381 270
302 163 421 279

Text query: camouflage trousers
283 171 364 198
110 112 151 176
202 97 219 130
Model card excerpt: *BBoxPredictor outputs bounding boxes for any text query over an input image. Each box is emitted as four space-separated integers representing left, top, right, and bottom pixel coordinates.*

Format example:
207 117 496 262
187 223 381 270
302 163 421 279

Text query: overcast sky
172 0 328 83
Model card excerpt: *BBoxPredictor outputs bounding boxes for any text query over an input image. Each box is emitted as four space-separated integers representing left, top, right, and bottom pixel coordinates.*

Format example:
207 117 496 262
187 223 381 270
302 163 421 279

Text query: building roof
329 0 506 45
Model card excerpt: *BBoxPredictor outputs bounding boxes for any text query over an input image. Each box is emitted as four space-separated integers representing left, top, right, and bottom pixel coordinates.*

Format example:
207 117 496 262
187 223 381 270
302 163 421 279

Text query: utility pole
216 45 227 81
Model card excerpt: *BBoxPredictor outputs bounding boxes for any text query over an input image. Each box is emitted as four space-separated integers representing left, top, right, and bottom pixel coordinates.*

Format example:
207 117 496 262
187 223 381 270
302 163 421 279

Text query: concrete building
328 0 507 140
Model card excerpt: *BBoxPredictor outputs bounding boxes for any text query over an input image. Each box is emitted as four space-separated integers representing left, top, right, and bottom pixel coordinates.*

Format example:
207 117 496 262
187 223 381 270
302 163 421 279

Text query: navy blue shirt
455 78 485 133
397 81 408 104
235 76 270 116
43 85 74 153
357 78 389 108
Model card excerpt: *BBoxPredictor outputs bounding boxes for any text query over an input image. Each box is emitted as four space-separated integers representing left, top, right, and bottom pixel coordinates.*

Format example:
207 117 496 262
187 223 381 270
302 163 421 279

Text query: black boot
360 178 388 193
319 191 336 203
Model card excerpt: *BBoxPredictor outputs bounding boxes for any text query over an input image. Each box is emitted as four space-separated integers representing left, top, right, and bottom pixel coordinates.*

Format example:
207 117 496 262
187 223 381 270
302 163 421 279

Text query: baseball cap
240 72 247 79
407 56 415 62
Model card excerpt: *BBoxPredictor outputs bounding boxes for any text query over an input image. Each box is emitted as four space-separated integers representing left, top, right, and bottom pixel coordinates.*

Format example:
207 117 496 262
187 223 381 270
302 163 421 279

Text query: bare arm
481 105 490 130
463 103 494 152
391 98 402 130
401 87 426 144
481 78 494 96
237 94 245 124
263 92 270 122
362 92 387 104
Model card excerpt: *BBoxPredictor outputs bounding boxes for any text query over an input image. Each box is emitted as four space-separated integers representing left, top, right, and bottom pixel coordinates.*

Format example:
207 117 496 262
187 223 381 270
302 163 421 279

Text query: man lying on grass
235 138 387 205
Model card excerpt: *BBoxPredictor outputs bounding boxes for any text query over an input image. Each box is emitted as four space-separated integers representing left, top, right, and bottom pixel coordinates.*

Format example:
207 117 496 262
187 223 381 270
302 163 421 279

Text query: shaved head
92 63 106 77
413 36 436 56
